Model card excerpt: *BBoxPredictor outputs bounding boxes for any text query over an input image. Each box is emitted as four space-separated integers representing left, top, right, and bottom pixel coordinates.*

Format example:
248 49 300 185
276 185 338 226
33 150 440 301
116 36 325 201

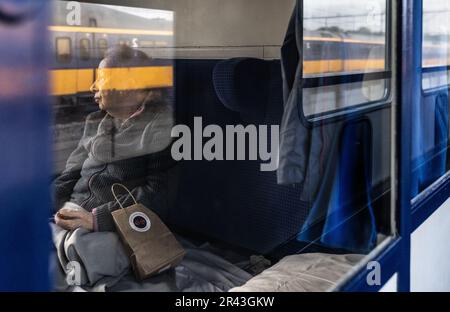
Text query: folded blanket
51 224 130 292
51 224 252 292
230 253 364 292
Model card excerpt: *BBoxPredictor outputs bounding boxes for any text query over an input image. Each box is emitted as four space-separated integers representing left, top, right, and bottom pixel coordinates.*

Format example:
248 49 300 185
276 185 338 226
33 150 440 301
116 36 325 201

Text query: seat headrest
213 58 270 123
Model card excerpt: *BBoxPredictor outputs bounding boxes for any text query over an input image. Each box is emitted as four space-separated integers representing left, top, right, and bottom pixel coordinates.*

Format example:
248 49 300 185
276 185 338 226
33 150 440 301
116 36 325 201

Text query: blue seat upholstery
169 58 389 255
168 59 310 254
213 58 269 123
212 58 379 255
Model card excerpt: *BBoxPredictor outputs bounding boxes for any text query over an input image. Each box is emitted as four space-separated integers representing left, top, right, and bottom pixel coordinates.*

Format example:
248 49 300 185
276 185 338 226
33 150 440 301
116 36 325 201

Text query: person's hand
55 205 94 232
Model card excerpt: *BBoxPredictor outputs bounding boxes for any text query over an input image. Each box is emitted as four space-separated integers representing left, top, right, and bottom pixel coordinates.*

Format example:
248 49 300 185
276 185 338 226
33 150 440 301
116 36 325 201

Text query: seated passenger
53 45 174 232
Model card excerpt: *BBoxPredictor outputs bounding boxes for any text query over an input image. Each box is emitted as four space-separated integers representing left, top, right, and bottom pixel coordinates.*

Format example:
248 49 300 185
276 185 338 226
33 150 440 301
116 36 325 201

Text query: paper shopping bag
110 184 185 281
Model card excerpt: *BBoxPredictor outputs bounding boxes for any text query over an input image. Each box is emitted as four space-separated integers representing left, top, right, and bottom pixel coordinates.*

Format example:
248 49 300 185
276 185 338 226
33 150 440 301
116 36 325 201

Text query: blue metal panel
395 0 423 292
412 177 450 231
0 1 51 291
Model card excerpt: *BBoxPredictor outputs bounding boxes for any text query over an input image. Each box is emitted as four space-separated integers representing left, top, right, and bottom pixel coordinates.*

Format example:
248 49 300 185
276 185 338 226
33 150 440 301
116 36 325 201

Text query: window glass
49 0 394 293
422 0 450 90
51 0 174 171
412 0 450 199
303 0 389 119
56 37 71 63
97 39 108 58
297 0 394 288
423 0 450 68
79 38 90 61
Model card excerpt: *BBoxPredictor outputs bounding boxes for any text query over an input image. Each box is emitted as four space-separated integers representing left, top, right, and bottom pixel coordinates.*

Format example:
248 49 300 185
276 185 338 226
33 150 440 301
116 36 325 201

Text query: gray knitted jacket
53 100 174 231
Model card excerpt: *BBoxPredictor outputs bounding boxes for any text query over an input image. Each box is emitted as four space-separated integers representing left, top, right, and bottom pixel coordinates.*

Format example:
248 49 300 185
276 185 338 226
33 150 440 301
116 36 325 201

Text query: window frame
300 0 392 124
421 66 450 93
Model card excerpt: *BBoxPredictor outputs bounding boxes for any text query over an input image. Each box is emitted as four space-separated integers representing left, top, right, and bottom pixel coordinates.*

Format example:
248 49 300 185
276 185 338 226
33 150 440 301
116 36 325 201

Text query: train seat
167 58 310 256
214 57 395 254
168 59 247 246
167 56 396 259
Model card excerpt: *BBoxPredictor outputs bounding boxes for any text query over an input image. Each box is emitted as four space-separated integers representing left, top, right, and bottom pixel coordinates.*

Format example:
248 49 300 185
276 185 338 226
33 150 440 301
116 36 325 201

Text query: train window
290 0 395 289
302 0 389 120
48 0 393 293
412 0 450 199
79 38 90 61
97 39 108 58
55 37 72 63
422 0 450 90
50 0 174 174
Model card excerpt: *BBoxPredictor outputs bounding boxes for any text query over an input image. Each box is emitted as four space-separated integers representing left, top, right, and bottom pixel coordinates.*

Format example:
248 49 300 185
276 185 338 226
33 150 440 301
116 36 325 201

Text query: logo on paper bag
129 212 151 232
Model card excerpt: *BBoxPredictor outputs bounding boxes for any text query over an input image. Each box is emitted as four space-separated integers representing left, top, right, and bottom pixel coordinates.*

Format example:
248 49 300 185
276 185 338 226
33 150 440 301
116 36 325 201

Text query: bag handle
111 183 138 209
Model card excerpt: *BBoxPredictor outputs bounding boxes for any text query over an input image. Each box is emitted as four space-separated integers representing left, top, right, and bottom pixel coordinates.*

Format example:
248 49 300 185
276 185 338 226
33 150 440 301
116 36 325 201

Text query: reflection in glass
303 0 386 77
291 0 393 256
302 0 388 119
423 0 450 68
50 0 175 270
56 37 71 63
79 38 90 60
97 38 108 58
50 0 174 173
412 0 450 199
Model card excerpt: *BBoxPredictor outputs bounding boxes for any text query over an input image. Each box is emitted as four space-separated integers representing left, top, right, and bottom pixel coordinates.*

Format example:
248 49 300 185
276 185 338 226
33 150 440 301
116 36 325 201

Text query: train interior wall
411 198 450 292
86 0 296 59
